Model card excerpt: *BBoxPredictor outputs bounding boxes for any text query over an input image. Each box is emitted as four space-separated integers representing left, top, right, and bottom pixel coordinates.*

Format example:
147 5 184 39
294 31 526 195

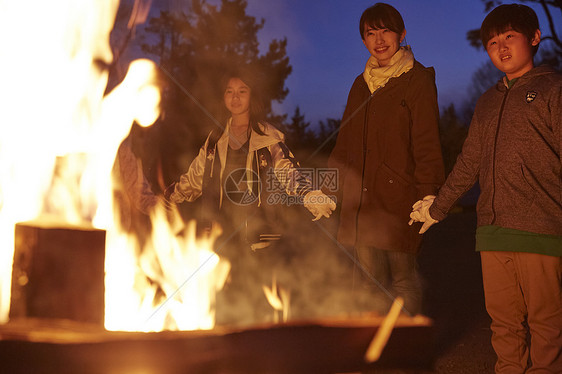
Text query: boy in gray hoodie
409 4 562 373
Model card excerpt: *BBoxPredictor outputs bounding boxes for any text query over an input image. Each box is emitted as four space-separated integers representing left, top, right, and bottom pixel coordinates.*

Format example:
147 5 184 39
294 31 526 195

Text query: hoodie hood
498 64 557 90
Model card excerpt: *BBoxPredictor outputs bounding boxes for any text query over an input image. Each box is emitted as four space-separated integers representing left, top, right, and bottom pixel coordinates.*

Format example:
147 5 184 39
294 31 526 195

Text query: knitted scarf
363 46 414 94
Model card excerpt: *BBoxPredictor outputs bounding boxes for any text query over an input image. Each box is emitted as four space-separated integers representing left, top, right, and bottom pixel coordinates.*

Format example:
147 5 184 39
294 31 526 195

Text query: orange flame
263 274 290 323
105 205 230 331
0 0 229 331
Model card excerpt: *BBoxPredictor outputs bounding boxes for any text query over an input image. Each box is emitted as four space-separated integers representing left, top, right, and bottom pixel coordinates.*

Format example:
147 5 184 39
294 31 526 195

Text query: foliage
281 107 342 166
316 118 341 156
284 107 315 152
461 61 504 122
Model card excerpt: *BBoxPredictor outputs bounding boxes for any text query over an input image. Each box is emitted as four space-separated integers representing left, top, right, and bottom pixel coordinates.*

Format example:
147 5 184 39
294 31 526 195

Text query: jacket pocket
379 163 411 186
375 163 415 213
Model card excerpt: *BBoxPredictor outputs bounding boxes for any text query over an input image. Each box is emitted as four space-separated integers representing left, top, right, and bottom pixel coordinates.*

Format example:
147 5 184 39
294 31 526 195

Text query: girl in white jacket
167 71 334 250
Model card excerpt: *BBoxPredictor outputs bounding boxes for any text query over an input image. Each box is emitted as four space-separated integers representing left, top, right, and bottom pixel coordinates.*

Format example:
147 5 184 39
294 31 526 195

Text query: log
10 221 105 325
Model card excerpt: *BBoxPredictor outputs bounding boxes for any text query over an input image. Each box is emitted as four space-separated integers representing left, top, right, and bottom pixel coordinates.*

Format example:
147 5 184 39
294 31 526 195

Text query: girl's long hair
218 67 266 136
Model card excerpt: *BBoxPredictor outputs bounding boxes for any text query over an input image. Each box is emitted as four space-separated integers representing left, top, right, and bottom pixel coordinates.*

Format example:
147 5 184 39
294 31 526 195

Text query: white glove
303 190 336 221
408 195 439 234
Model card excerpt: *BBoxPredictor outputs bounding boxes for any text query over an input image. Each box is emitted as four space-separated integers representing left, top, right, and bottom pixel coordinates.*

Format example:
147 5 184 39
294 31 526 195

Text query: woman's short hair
359 3 405 40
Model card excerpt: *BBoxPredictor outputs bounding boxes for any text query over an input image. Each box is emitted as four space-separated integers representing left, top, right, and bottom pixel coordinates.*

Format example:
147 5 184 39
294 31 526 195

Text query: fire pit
0 314 434 374
3 216 435 373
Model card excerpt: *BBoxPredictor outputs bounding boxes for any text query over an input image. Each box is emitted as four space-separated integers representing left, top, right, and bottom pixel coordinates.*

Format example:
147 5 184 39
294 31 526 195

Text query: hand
164 182 184 204
303 190 336 221
408 195 435 224
159 196 176 213
409 195 438 234
164 182 176 201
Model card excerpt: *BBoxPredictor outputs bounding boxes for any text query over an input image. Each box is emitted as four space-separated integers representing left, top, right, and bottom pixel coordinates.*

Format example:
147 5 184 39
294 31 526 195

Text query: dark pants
354 246 422 316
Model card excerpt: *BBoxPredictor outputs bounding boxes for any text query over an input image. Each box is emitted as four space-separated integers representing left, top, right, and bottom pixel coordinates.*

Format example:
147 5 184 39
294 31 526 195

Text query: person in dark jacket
410 4 562 373
329 3 444 316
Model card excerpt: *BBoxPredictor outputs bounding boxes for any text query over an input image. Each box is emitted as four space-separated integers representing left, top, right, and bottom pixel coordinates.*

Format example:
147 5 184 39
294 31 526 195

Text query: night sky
242 0 561 124
141 1 561 125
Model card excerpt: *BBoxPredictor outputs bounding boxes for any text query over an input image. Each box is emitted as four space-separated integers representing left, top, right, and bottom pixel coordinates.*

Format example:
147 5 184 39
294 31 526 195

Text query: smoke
213 202 390 327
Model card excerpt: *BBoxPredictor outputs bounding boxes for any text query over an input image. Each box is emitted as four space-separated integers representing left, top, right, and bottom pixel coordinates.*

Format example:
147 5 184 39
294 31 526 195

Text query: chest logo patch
525 91 537 103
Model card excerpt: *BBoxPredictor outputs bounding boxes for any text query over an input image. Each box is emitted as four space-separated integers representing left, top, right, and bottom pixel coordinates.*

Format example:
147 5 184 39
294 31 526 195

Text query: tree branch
539 0 562 49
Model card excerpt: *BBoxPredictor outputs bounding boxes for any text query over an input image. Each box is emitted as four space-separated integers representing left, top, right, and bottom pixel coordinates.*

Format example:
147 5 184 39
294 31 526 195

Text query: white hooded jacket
170 119 312 207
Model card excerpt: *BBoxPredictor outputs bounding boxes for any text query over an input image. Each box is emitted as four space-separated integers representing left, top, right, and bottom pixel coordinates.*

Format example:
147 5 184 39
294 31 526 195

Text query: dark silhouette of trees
439 104 470 175
316 118 341 156
460 61 504 123
284 106 316 153
282 107 341 166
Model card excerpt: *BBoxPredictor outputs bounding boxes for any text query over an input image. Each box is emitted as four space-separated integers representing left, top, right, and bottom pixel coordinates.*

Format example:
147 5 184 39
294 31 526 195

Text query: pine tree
284 106 317 153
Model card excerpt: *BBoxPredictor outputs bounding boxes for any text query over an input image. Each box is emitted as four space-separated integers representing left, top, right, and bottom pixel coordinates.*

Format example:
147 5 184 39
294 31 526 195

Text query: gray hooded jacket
430 65 562 236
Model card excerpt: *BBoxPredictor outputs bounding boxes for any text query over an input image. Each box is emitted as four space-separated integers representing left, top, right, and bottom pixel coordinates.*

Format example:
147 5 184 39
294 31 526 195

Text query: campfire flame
105 205 230 332
263 274 290 323
0 0 229 331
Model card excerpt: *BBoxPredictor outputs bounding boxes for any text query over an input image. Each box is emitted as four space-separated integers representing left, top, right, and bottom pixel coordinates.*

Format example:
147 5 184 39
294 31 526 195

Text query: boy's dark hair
359 3 405 40
480 3 540 55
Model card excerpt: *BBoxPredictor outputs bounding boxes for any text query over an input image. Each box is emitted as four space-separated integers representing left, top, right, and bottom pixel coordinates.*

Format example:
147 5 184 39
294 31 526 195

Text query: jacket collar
218 118 284 153
214 119 284 194
498 65 556 90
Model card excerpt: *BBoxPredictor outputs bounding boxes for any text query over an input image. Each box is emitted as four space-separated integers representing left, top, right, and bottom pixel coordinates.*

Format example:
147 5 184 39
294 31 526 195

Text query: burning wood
364 296 404 362
10 222 105 326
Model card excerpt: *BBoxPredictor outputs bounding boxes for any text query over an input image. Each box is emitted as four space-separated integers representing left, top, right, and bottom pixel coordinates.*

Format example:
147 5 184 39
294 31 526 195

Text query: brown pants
480 251 562 373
